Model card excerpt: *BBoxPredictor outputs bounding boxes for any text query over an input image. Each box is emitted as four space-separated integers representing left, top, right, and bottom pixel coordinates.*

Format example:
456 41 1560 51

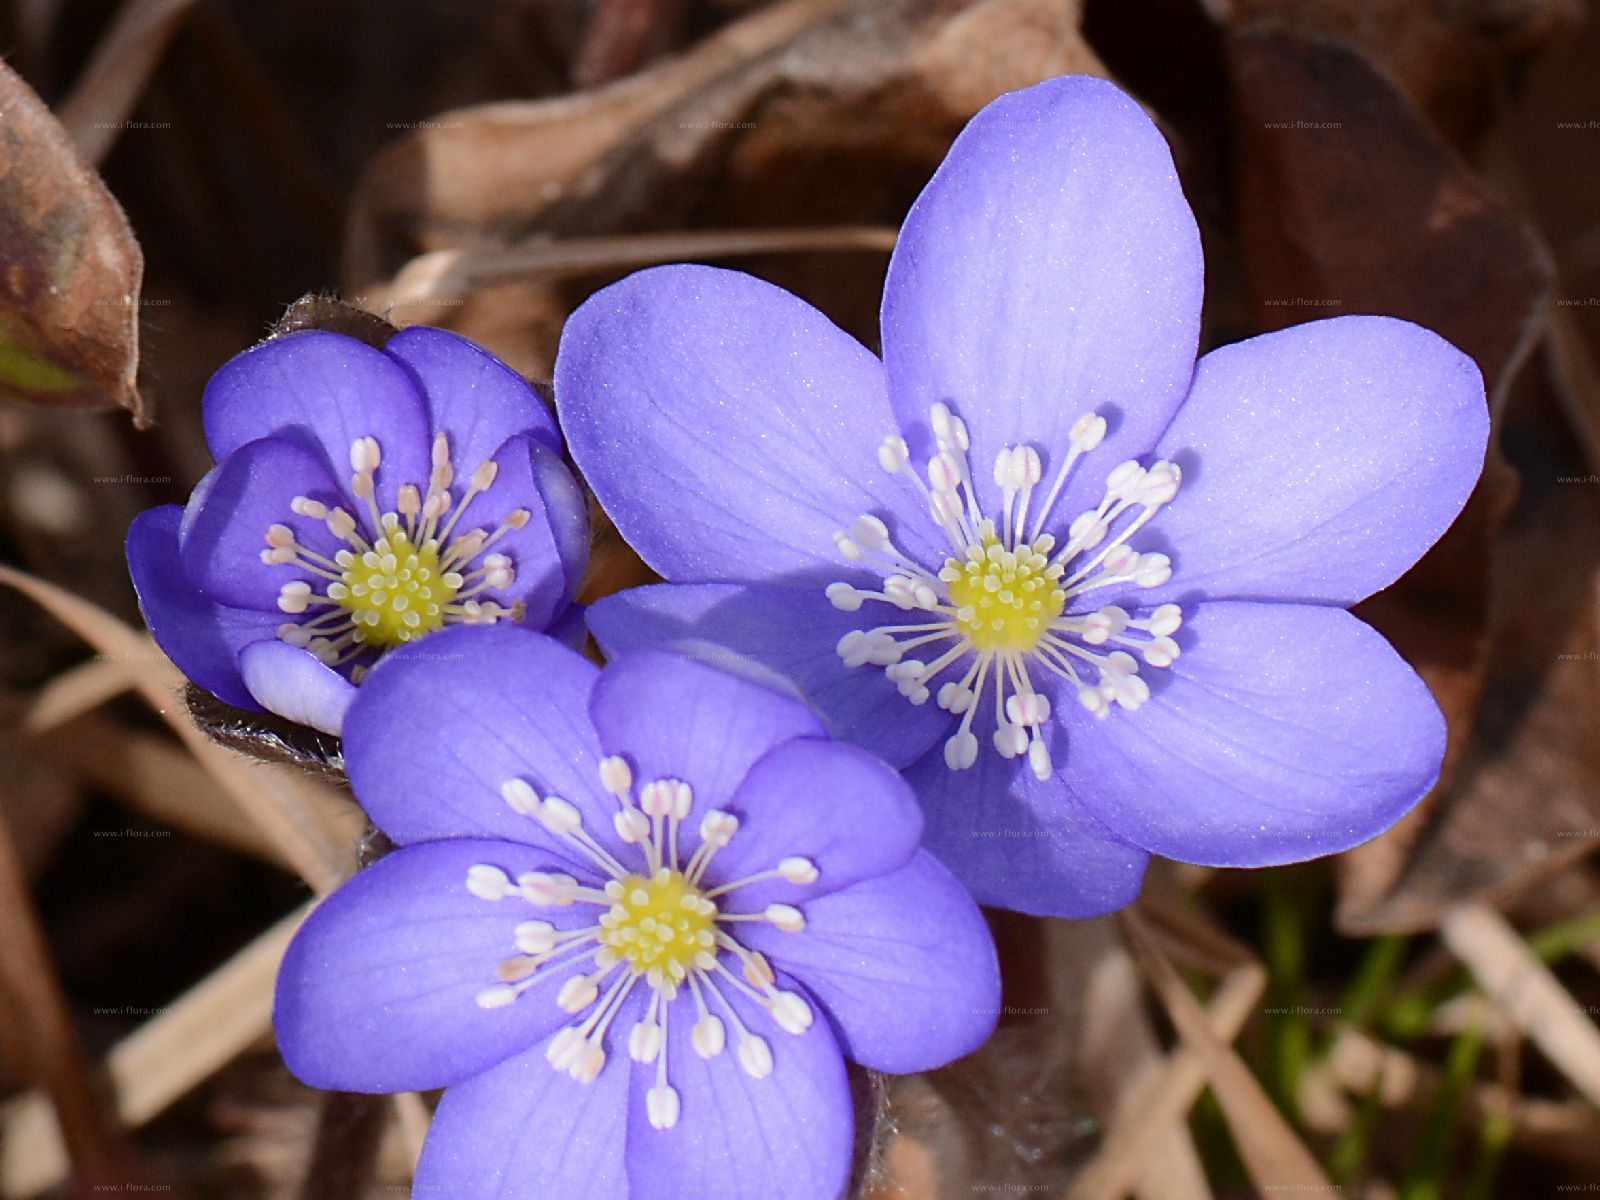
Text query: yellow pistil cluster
943 537 1066 653
333 529 459 647
599 869 717 979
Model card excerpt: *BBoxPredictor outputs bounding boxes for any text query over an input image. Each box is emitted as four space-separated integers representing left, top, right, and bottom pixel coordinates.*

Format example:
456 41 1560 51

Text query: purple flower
126 327 587 734
552 75 1489 918
273 626 999 1200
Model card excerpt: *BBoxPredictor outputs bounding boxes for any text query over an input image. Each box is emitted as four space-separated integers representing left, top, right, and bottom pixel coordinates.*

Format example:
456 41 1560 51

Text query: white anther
1134 461 1181 506
1106 460 1145 500
738 1035 774 1079
570 1041 606 1083
500 778 541 816
928 452 961 495
349 436 380 474
519 872 578 906
1147 604 1183 637
1103 544 1139 576
699 810 739 848
930 402 955 443
470 460 499 491
1070 412 1108 451
836 630 871 668
864 633 902 667
640 781 675 818
882 576 917 609
466 864 514 901
764 903 805 932
693 1015 726 1058
993 446 1015 489
769 991 814 1034
276 581 312 614
264 523 295 548
833 531 863 561
514 920 558 954
647 1083 681 1130
614 808 650 844
629 1020 663 1064
1005 693 1051 726
1028 738 1052 781
277 623 311 647
289 496 328 519
537 797 584 835
993 723 1028 758
557 974 599 1013
944 731 979 770
482 553 514 588
670 781 693 819
1134 553 1172 588
599 756 632 796
850 515 889 552
1078 686 1109 717
777 856 818 884
1143 637 1180 668
878 435 910 473
397 485 421 516
326 508 357 539
826 582 863 612
1068 510 1107 551
475 985 516 1010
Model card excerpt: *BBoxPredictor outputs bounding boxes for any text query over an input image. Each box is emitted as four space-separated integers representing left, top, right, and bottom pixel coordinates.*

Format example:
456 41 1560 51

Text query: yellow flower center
600 870 717 977
338 529 458 647
944 537 1065 653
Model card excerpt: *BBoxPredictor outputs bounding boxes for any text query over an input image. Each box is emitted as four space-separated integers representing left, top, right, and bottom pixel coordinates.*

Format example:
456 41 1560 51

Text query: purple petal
587 649 826 812
125 505 277 711
177 436 343 611
384 325 563 464
904 741 1150 918
202 330 432 514
555 264 941 586
343 626 612 860
238 640 356 735
738 850 999 1074
1060 601 1445 867
1143 315 1489 606
413 1014 636 1200
623 980 852 1200
273 839 598 1093
881 75 1203 523
707 739 923 909
587 583 949 769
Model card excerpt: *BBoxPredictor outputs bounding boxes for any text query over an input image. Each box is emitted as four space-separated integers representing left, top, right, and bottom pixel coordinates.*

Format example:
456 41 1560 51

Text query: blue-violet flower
553 75 1489 918
126 327 587 734
273 626 999 1199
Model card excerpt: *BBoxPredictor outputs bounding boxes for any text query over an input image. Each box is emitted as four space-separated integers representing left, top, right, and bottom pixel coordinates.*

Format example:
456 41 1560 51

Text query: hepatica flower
554 75 1489 918
274 627 998 1199
125 327 586 734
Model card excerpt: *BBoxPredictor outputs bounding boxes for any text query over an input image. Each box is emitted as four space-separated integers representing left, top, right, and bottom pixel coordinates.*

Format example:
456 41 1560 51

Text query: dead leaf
0 57 145 420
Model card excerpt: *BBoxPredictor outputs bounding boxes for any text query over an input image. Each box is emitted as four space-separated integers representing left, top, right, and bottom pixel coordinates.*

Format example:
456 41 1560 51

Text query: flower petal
273 838 599 1093
555 263 941 586
586 582 949 769
177 436 344 611
125 505 278 711
1061 601 1445 867
708 738 923 908
623 979 852 1200
881 74 1203 523
238 640 356 735
737 850 999 1074
1143 315 1489 606
412 1014 636 1200
202 330 432 514
904 740 1150 918
384 325 563 464
343 625 610 856
587 649 826 812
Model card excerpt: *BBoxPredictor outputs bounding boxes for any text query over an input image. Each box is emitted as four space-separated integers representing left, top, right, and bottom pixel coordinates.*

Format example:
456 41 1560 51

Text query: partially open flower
555 75 1489 919
273 627 999 1200
126 327 586 734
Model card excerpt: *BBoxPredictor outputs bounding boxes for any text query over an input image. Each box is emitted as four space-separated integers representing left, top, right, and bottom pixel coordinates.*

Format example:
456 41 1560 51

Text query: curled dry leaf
0 57 145 421
347 0 1105 368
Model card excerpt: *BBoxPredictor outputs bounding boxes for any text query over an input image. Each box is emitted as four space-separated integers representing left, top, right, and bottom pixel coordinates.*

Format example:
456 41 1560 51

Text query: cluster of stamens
465 757 818 1131
828 403 1184 779
262 434 530 677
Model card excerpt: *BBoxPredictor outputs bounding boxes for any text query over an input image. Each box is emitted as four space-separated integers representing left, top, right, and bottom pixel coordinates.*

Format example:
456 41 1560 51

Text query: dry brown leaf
0 58 144 420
